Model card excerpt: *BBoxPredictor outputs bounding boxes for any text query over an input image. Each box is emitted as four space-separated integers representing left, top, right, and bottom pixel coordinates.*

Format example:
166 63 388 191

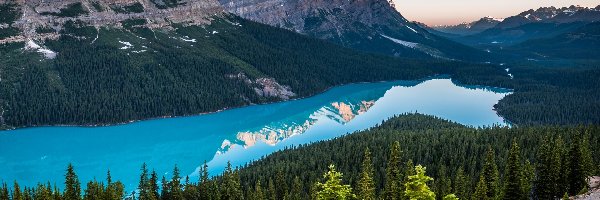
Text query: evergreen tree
472 175 488 200
287 176 302 200
534 138 554 199
481 146 500 199
267 178 276 200
315 164 355 200
404 165 435 200
453 166 468 199
275 168 288 200
442 194 458 200
170 165 184 200
357 148 376 200
1 182 9 200
252 181 265 200
161 176 171 200
199 162 210 200
402 159 415 200
138 163 153 200
64 164 81 200
149 170 160 200
210 181 220 200
83 180 104 200
567 133 589 195
384 141 402 200
502 139 526 200
220 162 243 200
522 159 534 198
434 165 451 200
13 181 22 200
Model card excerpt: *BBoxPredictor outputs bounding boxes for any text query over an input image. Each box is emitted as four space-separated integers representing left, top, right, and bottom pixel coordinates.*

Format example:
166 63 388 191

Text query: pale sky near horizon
394 0 599 26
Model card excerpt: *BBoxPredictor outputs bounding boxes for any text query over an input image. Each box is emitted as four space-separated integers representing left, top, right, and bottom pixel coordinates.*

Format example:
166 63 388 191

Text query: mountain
451 5 600 47
1 0 503 129
433 16 503 36
218 0 490 60
510 22 600 59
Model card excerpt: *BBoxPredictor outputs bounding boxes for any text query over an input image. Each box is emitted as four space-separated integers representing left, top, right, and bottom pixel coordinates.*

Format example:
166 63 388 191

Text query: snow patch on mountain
381 34 418 48
24 40 57 59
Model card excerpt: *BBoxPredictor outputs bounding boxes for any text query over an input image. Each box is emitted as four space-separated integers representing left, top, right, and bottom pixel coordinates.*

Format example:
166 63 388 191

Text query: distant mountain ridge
496 5 600 29
433 16 503 36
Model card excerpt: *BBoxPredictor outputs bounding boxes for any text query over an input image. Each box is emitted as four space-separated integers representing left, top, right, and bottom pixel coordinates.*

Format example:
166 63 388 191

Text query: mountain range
433 16 504 36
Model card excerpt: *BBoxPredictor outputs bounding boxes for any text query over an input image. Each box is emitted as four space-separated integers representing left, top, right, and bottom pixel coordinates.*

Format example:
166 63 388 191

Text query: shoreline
0 74 513 131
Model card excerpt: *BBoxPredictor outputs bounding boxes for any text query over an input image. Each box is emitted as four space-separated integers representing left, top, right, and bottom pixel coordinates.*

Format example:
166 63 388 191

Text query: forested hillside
0 15 503 129
2 114 598 199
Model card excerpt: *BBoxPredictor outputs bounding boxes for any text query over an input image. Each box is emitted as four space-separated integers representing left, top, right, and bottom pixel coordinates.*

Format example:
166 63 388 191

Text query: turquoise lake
0 78 511 190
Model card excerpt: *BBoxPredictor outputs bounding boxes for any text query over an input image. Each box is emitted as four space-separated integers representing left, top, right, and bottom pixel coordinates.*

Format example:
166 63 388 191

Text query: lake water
0 78 511 190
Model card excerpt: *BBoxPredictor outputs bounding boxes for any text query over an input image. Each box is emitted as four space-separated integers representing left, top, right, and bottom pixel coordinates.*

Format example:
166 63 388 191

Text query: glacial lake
0 78 511 190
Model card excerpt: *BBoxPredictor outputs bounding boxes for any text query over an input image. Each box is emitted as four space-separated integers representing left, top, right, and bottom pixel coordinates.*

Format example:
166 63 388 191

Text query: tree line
1 114 598 199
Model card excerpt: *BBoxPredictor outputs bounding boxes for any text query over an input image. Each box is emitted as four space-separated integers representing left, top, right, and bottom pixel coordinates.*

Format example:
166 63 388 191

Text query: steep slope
1 1 507 129
219 0 490 60
452 5 600 47
510 22 600 59
433 16 503 36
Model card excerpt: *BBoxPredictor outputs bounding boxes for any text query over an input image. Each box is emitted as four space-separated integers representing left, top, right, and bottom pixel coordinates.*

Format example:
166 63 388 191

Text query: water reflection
0 78 511 191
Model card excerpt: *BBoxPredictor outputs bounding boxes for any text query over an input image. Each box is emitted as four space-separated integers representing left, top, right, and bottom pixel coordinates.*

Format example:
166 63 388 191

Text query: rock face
0 0 224 43
219 0 486 60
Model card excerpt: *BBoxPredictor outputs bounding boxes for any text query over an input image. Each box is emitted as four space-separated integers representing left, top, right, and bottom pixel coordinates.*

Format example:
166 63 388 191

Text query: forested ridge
0 15 508 130
1 114 598 199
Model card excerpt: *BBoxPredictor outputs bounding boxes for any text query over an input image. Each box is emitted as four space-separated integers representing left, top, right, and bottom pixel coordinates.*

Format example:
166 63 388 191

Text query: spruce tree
315 164 355 200
139 163 151 200
252 181 265 200
357 148 376 200
402 159 415 200
534 138 554 199
83 180 103 200
384 141 402 200
220 162 243 200
275 168 288 200
170 165 184 200
199 162 210 200
13 181 22 200
288 176 302 200
472 175 488 200
64 164 81 200
523 159 534 197
453 166 468 199
1 182 9 200
267 178 276 200
149 170 159 200
481 146 500 199
404 165 435 200
567 133 588 195
161 176 171 200
502 139 526 200
434 165 451 200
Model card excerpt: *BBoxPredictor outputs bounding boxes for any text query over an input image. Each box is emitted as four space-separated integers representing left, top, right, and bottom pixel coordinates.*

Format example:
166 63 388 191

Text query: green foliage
358 148 376 200
111 3 144 14
481 147 500 199
442 194 458 200
472 176 488 200
315 165 356 200
220 162 243 200
453 167 468 199
0 3 20 24
384 141 403 200
404 165 435 200
64 164 81 200
501 139 527 200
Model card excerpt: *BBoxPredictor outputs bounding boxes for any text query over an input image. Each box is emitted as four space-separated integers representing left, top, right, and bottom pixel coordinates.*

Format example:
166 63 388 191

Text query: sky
394 0 599 26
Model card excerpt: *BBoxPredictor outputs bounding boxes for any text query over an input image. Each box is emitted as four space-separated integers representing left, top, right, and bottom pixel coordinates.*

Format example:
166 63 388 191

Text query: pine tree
287 176 302 200
442 194 459 200
404 165 435 200
502 139 526 200
481 146 500 199
453 166 468 199
522 159 534 197
402 159 416 200
434 165 451 200
161 176 171 200
315 164 355 200
534 138 554 199
567 133 589 195
13 181 22 200
267 178 276 200
275 168 288 200
64 164 81 200
472 175 488 200
1 182 9 200
384 141 402 200
220 162 243 200
252 181 265 200
170 165 184 200
139 163 152 200
357 148 376 200
83 180 104 200
199 162 210 200
149 170 159 200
